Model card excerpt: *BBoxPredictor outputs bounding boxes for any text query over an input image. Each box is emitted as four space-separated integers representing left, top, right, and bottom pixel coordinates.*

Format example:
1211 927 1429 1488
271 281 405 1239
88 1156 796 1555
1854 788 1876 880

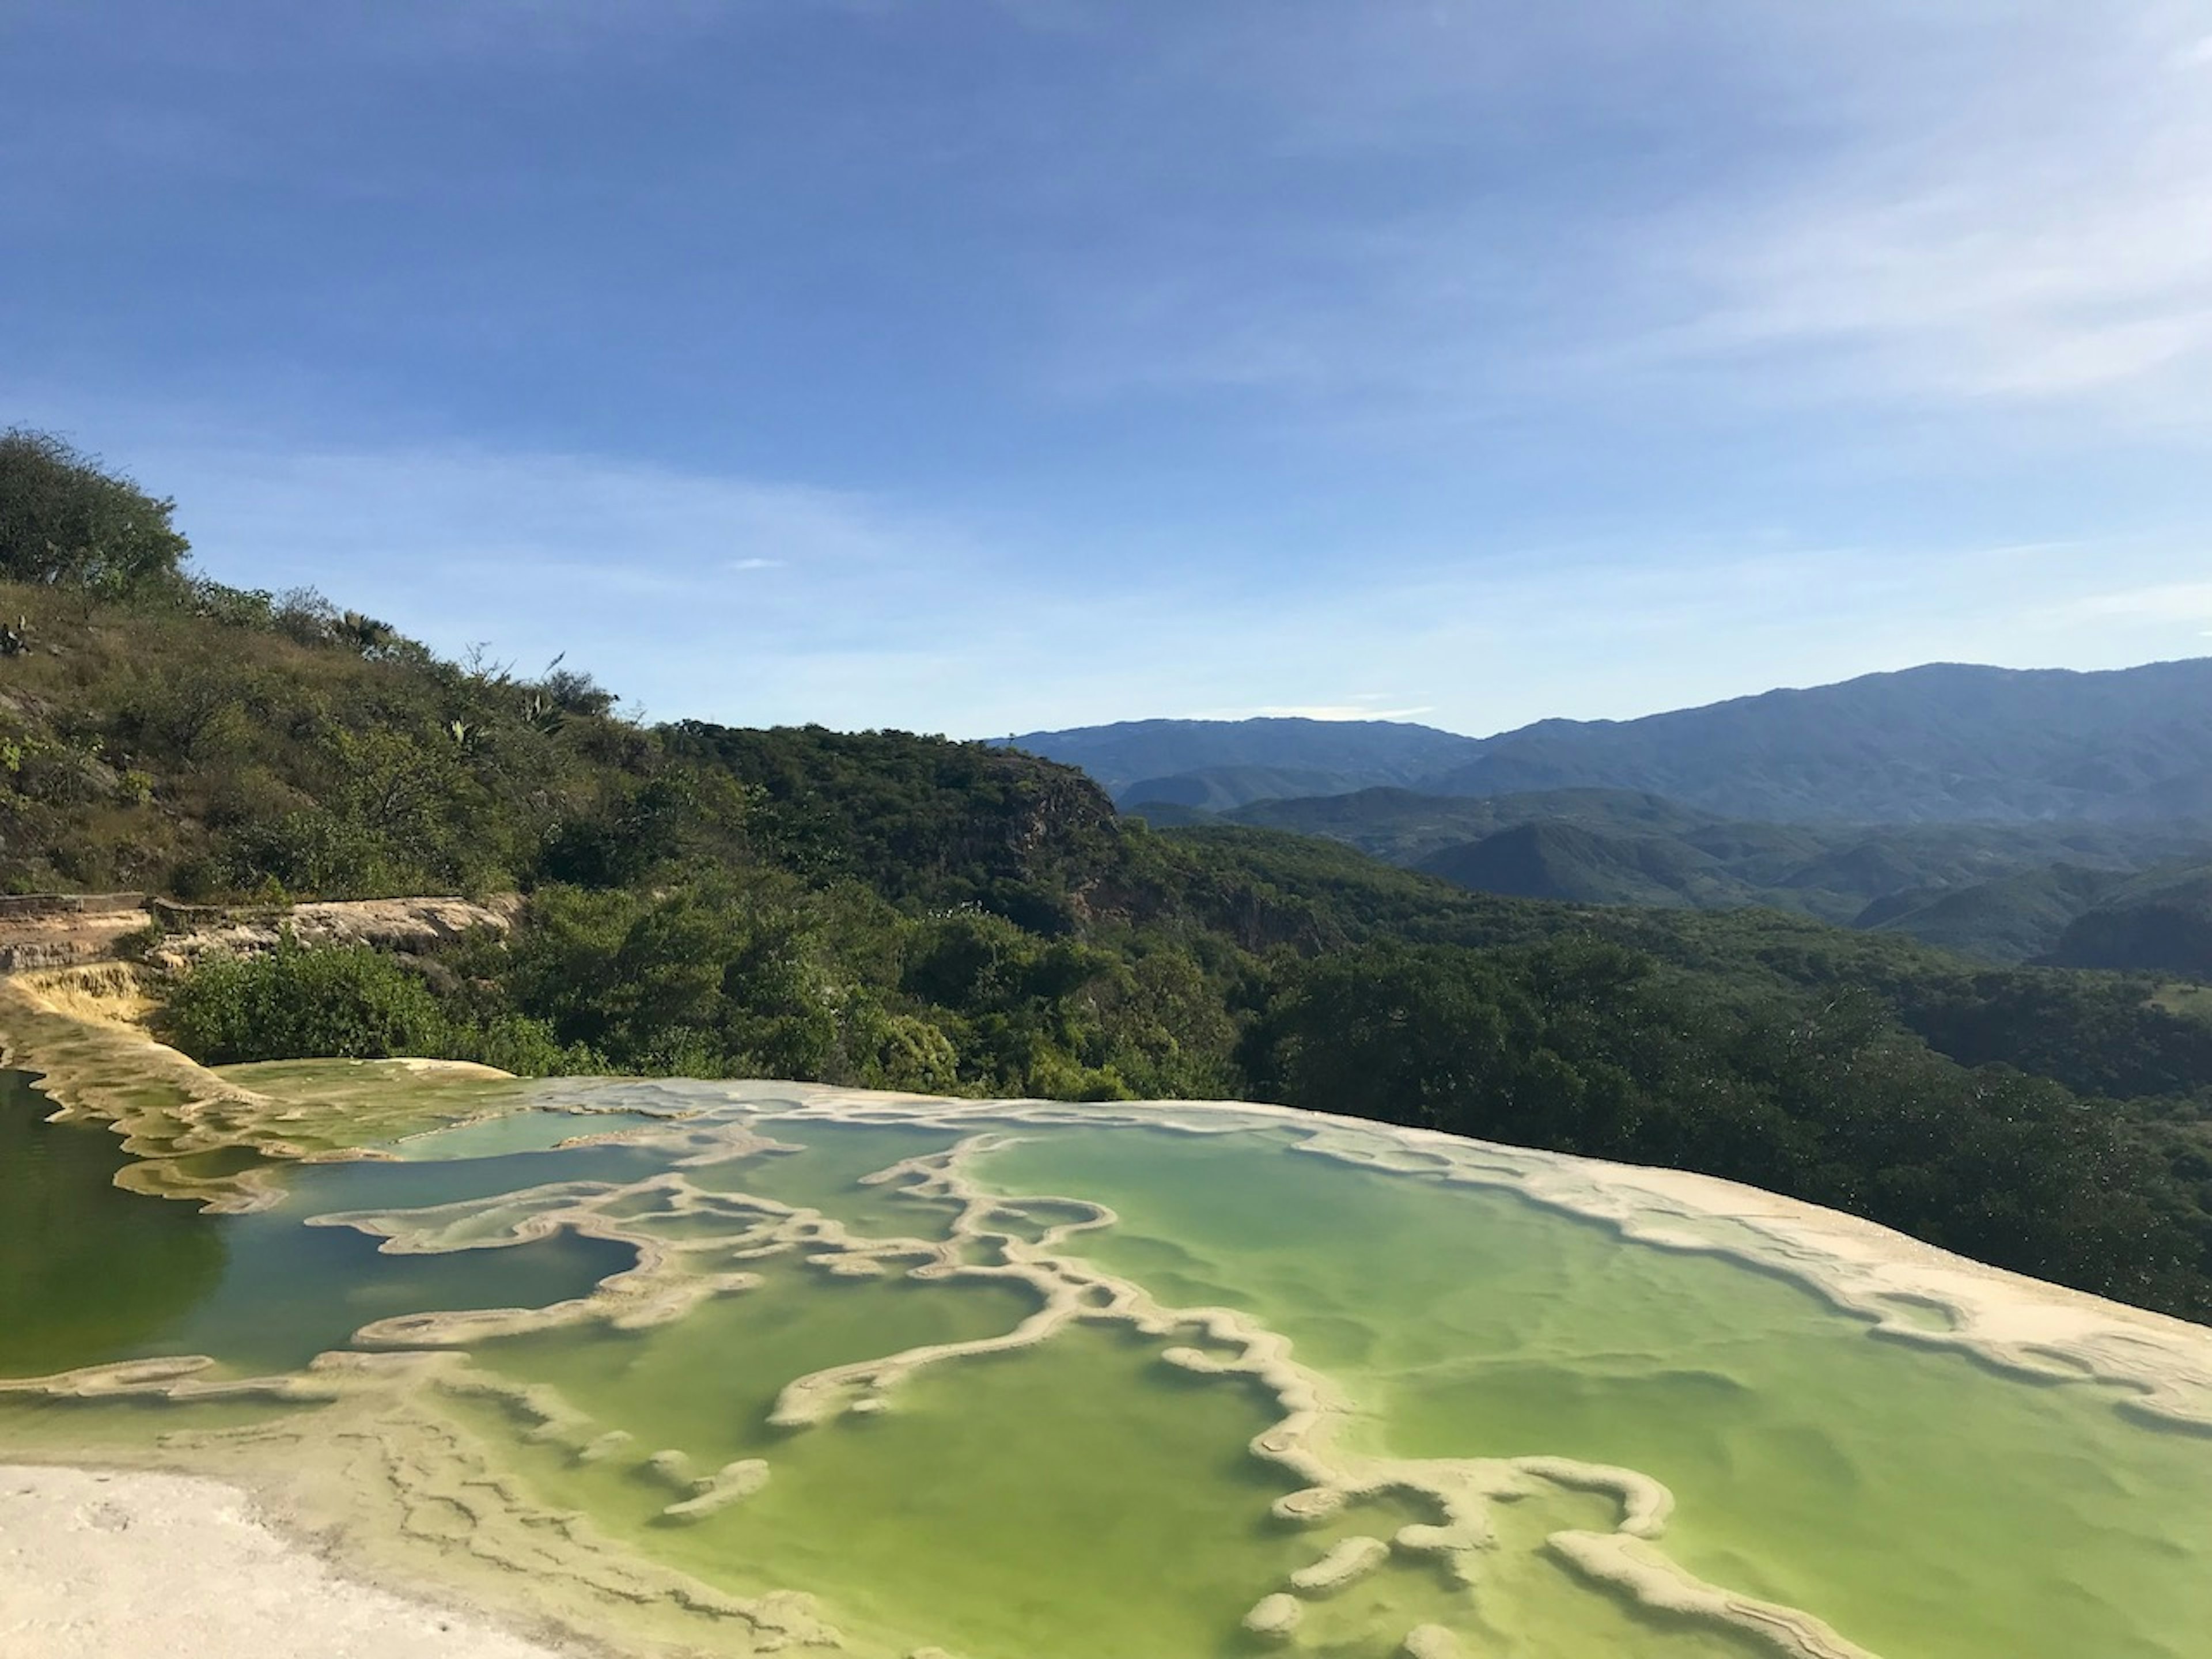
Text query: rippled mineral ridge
1 1040 2208 1659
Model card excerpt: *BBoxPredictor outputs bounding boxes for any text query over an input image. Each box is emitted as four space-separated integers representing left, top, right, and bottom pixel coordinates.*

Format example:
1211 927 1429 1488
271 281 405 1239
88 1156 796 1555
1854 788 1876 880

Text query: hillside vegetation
1166 786 2212 963
5 429 2212 1323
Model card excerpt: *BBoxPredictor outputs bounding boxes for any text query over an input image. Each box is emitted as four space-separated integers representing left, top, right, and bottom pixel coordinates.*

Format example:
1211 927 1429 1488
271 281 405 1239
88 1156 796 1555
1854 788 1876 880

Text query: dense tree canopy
0 429 191 595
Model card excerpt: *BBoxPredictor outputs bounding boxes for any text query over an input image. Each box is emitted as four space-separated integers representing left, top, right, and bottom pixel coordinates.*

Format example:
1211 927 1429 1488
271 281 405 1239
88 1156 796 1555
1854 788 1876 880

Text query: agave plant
519 691 567 737
339 611 399 657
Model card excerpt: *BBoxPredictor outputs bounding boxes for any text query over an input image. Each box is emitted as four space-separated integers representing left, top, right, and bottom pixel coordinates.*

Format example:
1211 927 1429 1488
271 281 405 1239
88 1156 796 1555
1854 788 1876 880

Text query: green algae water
0 1073 637 1378
978 1127 2212 1659
0 1071 230 1373
472 1260 1043 1468
3 1063 2208 1659
459 1318 1326 1659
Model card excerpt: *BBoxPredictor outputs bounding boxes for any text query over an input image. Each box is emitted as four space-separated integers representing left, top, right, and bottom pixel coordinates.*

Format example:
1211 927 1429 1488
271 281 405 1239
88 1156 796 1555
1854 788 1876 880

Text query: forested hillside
1165 786 2212 963
6 428 2211 1324
2047 865 2212 978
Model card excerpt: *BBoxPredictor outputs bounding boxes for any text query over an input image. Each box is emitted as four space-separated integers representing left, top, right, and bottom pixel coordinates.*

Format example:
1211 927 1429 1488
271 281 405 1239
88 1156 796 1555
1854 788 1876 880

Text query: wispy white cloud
2044 581 2212 624
162 444 967 586
1053 5 2212 431
10 6 2208 741
1652 22 2212 411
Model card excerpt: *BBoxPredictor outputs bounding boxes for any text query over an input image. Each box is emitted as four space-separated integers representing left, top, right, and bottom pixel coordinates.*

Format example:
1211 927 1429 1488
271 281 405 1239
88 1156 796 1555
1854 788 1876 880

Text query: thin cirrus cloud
1054 3 2212 427
107 437 995 693
1647 31 2212 411
2048 582 2212 625
197 447 955 586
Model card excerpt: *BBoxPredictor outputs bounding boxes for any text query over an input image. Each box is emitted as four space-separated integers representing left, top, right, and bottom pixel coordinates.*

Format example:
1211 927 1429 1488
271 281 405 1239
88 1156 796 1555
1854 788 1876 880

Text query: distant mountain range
1008 660 2212 964
999 717 1483 810
1010 658 2212 824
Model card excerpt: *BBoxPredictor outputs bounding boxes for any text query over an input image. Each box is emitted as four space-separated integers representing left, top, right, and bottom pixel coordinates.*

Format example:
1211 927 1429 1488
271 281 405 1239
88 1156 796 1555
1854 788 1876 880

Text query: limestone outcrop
0 890 516 979
141 895 516 971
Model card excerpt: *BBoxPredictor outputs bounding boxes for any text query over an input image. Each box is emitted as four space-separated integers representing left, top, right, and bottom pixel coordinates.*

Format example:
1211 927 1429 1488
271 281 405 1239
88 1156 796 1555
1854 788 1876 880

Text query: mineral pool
2 1060 2208 1659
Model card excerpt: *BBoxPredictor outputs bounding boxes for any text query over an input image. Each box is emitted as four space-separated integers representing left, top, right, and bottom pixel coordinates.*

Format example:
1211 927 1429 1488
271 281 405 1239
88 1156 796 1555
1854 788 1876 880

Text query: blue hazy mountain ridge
1426 660 2212 824
1196 787 1774 866
1416 820 1771 912
1010 659 2212 824
996 717 1485 803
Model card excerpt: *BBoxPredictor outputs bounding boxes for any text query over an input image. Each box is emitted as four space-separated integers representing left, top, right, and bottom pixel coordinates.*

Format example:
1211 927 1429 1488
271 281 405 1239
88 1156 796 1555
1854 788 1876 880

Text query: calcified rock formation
139 896 516 974
0 967 527 1198
1400 1627 1463 1659
0 1464 570 1659
0 894 150 974
1242 1592 1304 1639
0 893 514 976
1287 1535 1391 1595
3 997 2210 1659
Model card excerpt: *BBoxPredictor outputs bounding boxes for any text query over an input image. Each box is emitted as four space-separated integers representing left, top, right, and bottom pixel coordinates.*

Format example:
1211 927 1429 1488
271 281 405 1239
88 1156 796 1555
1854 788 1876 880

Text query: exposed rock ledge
0 892 514 976
141 896 516 972
0 1464 572 1659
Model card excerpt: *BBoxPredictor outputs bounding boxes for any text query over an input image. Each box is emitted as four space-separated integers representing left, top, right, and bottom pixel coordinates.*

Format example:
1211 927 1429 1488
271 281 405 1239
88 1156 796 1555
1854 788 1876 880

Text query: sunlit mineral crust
2 970 2209 1659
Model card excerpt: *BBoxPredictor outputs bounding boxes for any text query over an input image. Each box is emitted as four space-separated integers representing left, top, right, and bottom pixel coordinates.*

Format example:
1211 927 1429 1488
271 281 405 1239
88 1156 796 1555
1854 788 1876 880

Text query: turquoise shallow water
268 1139 673 1218
0 1074 637 1377
977 1127 2212 1659
2 1071 2206 1659
685 1120 966 1237
387 1108 677 1160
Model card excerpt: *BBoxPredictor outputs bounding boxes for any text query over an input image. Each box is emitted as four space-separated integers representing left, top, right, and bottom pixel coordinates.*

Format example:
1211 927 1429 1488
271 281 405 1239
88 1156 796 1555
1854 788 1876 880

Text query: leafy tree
1245 941 1641 1152
0 429 191 594
488 876 873 1080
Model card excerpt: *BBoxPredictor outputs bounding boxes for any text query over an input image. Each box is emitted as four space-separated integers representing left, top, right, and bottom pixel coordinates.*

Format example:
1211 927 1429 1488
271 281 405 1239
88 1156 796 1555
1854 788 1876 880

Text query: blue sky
4 1 2209 737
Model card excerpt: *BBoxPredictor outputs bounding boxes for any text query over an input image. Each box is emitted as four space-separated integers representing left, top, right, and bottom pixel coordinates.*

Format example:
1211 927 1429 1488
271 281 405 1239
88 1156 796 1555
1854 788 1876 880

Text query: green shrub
160 934 588 1075
161 935 455 1064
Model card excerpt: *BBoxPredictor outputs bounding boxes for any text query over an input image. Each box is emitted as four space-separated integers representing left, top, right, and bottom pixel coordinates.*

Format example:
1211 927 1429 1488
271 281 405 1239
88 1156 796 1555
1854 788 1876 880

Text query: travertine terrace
3 978 2209 1659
